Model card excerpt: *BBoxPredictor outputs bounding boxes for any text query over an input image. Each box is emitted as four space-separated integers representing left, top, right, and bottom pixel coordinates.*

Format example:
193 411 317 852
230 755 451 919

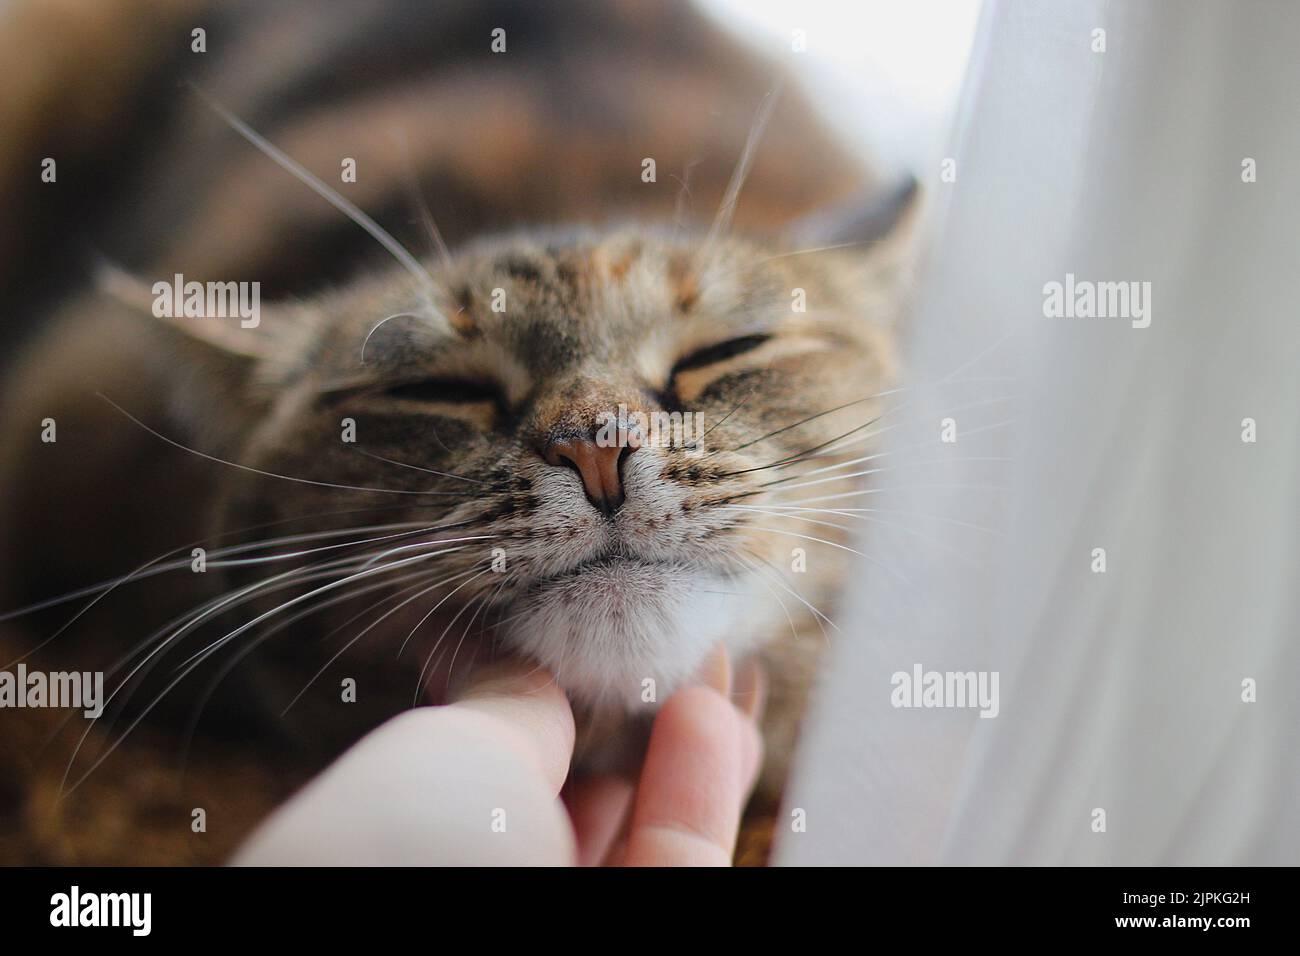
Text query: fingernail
693 644 731 696
731 657 766 721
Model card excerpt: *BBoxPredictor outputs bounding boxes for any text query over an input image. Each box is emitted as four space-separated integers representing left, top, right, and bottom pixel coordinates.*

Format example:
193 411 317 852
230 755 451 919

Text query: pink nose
543 433 638 516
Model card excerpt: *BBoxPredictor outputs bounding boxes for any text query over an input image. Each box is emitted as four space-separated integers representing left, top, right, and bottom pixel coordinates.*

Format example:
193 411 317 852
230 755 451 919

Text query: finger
450 660 575 796
621 683 761 867
233 699 578 866
604 655 763 866
563 775 635 866
732 656 766 722
731 657 767 788
695 643 731 697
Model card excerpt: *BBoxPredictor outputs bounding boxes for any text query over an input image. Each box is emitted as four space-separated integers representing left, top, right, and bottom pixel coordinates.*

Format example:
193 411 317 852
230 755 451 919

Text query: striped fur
0 0 909 864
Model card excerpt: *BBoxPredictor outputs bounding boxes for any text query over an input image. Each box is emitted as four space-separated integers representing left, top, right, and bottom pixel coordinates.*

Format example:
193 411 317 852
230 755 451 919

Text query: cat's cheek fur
502 563 767 711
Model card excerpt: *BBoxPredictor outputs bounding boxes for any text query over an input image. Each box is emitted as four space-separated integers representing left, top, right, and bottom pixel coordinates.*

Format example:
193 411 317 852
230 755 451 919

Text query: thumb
449 660 576 796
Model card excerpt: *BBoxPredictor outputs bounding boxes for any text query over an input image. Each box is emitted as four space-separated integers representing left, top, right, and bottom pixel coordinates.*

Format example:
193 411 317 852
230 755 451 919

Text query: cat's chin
502 556 761 711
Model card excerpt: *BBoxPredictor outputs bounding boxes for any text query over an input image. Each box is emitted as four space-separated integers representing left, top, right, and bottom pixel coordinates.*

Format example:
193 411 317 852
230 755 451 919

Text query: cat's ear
786 175 921 252
786 176 922 324
95 261 289 361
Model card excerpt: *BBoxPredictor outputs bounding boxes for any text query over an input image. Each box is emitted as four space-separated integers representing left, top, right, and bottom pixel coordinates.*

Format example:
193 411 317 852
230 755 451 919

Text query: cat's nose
543 433 638 516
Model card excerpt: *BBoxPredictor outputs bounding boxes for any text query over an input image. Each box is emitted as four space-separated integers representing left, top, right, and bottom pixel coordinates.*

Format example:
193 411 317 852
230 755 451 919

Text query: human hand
233 648 764 866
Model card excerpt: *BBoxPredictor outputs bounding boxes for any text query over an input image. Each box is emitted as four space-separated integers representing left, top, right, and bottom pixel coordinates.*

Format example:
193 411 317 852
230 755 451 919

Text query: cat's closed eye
670 333 771 377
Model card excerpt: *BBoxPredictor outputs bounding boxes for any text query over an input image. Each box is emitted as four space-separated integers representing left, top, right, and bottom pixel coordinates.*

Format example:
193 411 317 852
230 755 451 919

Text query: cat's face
213 226 898 709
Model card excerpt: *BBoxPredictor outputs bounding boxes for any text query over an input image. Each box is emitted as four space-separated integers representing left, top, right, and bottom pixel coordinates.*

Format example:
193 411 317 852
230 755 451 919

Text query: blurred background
701 0 982 171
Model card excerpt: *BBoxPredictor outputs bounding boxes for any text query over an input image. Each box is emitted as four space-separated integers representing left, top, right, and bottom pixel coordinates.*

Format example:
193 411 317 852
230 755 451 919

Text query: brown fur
0 0 910 864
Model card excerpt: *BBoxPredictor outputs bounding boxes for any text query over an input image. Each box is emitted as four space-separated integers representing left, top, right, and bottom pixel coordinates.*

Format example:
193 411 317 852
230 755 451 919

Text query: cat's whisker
754 457 1013 494
721 389 903 454
716 403 1017 487
735 504 1001 537
696 372 1010 457
394 125 455 274
763 401 1017 484
180 565 449 768
805 405 1016 463
725 505 851 534
816 415 1016 460
109 543 469 717
486 575 527 636
735 550 835 640
396 565 492 660
353 448 497 487
360 312 435 365
932 328 1020 387
743 523 918 595
757 439 951 486
107 553 380 701
98 393 479 498
154 538 488 717
670 159 701 237
414 568 496 699
167 529 493 669
761 446 999 494
727 504 984 568
713 419 897 480
711 378 1016 468
750 449 877 484
729 552 798 644
755 240 880 264
281 565 484 717
95 516 492 690
60 548 474 797
757 483 1013 508
176 547 477 676
700 81 783 259
324 570 472 651
205 519 453 558
174 530 501 717
191 84 441 305
480 603 533 637
80 551 422 750
57 553 375 794
714 408 949 485
0 512 480 626
717 418 899 478
358 533 498 570
695 386 759 446
741 524 861 559
211 524 471 568
712 442 875 486
439 572 515 698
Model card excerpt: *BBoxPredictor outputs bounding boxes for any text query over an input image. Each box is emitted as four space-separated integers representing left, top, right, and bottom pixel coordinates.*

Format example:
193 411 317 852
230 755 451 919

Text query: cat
0 0 914 865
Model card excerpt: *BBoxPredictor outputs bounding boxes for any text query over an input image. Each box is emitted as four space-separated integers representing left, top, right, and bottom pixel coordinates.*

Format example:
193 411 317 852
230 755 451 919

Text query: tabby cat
0 0 914 864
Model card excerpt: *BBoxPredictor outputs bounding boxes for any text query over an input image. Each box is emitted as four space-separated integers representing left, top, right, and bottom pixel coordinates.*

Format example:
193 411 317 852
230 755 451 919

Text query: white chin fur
502 557 765 711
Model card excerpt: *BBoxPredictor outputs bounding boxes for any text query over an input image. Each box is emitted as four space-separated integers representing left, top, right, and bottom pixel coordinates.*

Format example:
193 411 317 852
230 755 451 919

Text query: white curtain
779 0 1300 865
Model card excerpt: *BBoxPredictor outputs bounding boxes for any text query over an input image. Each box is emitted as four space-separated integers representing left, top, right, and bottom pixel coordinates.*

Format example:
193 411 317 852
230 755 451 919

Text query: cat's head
116 205 913 711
